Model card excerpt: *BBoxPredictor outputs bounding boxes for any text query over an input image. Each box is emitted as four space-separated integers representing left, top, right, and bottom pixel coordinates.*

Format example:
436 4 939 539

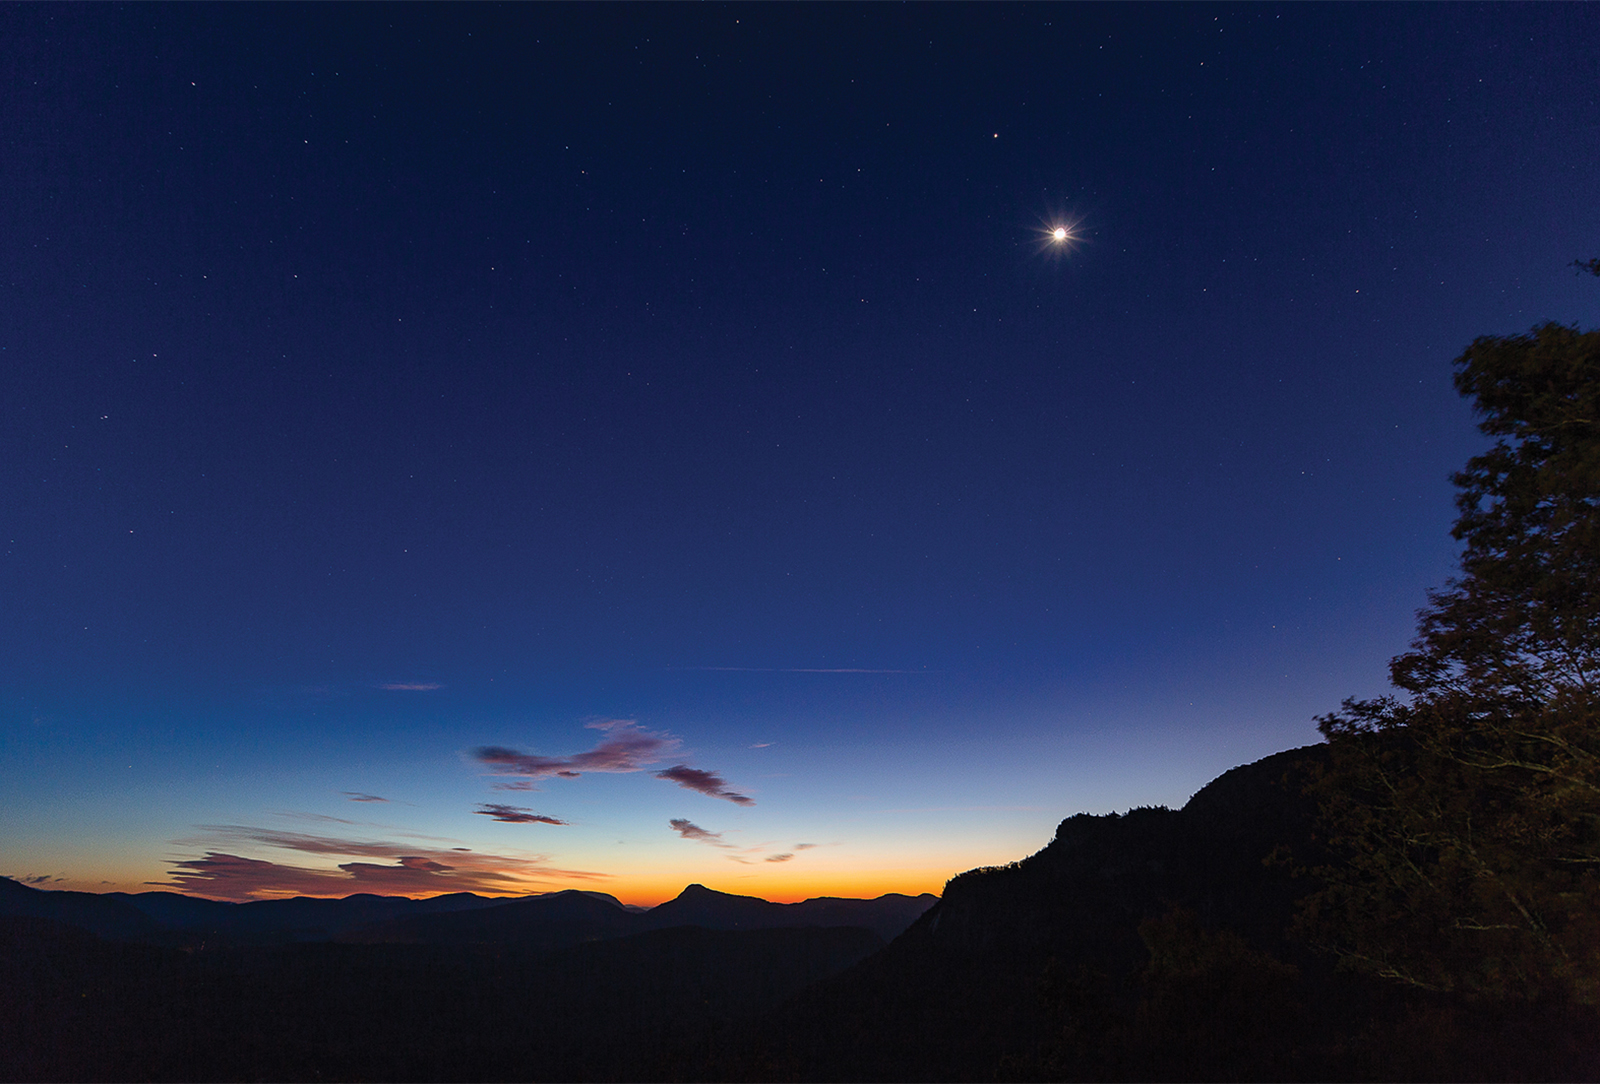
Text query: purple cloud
344 792 389 803
668 818 734 847
154 825 608 900
161 853 479 896
765 853 795 863
380 682 442 691
474 720 679 787
655 764 754 805
473 804 567 825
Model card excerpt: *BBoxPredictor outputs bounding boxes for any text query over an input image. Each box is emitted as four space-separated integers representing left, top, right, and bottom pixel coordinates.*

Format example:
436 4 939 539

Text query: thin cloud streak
343 792 389 803
672 667 927 674
871 804 1054 813
473 804 567 825
666 821 818 866
379 682 443 691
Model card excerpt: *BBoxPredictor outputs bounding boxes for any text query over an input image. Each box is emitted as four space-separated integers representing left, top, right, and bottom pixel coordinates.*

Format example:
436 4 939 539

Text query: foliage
1310 315 1600 1005
1132 908 1304 1077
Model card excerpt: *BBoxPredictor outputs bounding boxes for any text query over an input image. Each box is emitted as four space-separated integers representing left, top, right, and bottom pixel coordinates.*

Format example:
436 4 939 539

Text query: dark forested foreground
0 914 884 1081
5 747 1596 1082
704 748 1598 1082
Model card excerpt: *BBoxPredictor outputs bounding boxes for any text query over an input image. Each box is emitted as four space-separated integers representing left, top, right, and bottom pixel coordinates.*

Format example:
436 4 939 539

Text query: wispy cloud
655 764 754 806
157 825 606 900
473 804 567 825
668 818 733 847
255 681 442 706
269 812 364 828
14 873 60 885
750 742 774 748
156 853 529 898
474 720 679 787
674 666 925 674
872 804 1053 813
344 792 389 803
794 843 818 850
179 827 416 859
666 822 815 867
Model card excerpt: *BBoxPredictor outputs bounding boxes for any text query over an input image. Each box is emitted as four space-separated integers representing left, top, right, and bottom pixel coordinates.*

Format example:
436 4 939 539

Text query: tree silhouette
1310 283 1600 1005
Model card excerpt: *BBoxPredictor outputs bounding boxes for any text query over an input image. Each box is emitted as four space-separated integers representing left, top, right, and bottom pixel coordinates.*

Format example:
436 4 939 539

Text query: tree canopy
1310 306 1600 1005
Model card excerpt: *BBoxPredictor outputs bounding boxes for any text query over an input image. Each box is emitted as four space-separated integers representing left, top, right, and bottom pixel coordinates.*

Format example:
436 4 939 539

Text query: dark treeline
6 746 1594 1081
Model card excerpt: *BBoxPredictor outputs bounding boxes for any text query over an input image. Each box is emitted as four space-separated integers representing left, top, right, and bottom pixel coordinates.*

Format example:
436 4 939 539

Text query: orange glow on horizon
43 868 951 907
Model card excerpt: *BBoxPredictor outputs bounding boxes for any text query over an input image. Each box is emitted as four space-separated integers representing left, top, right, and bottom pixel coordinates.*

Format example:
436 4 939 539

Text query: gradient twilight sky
4 4 1599 905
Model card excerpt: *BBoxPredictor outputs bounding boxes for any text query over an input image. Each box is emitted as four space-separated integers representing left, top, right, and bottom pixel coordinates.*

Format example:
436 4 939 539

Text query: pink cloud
158 853 503 897
655 764 754 805
474 720 679 786
156 853 345 898
155 826 607 900
765 853 795 863
473 804 567 825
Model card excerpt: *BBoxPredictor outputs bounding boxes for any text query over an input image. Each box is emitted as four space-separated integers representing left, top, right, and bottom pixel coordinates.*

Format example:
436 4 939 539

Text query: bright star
1031 214 1084 261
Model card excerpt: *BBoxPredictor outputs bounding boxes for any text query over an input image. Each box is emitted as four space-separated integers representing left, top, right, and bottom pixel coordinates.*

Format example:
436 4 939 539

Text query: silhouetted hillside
0 877 164 943
129 888 512 945
707 745 1599 1082
0 879 935 953
639 884 939 943
343 887 642 950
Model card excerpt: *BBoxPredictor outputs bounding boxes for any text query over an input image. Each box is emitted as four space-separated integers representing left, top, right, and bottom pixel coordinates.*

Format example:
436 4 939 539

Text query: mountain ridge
0 876 939 949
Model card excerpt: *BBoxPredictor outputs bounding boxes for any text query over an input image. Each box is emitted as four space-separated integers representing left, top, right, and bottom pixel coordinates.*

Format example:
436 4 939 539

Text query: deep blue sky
4 3 1598 902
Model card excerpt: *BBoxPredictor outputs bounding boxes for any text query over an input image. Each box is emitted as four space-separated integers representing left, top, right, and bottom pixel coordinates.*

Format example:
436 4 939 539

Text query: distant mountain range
0 876 938 950
8 747 1593 1081
0 878 935 1082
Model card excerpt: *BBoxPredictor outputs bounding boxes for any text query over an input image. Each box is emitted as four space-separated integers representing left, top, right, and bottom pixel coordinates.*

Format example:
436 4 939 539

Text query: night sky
5 4 1598 904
